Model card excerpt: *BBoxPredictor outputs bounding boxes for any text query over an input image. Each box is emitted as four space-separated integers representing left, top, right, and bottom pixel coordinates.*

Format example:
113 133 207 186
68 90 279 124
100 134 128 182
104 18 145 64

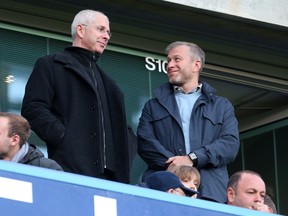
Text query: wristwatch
188 152 198 167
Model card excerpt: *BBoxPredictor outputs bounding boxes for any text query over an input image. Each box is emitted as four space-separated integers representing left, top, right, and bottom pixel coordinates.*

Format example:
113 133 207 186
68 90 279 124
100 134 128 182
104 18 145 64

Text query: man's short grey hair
71 9 108 39
165 41 205 72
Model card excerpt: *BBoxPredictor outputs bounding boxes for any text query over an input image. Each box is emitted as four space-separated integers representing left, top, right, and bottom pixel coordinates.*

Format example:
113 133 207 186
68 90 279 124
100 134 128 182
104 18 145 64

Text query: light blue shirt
174 85 202 153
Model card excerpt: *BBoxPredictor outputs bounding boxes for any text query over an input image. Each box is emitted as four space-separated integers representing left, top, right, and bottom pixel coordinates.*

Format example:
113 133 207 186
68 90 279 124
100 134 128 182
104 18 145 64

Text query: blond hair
168 165 200 188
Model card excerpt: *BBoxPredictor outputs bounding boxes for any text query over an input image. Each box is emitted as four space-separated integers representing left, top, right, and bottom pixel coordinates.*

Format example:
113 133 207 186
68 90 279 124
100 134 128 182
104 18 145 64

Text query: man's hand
252 202 271 213
166 155 193 169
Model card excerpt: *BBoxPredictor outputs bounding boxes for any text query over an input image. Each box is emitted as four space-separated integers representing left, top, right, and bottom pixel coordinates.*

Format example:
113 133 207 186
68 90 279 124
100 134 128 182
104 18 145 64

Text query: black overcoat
21 48 129 183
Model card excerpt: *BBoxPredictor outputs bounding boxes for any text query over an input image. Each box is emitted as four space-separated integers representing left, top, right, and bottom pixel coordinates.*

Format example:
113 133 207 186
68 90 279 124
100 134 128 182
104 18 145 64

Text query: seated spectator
144 171 198 197
0 112 62 171
264 194 277 214
168 165 200 198
227 170 270 213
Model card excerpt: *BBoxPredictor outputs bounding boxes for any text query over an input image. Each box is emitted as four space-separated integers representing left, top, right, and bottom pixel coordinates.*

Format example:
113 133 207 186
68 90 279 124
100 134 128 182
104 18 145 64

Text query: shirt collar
174 83 202 94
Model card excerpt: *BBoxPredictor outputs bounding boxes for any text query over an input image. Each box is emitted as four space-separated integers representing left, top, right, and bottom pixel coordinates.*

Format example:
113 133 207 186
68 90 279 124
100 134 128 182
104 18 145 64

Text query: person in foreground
144 171 198 197
227 170 272 213
168 165 200 198
137 41 240 202
21 9 130 182
0 112 62 171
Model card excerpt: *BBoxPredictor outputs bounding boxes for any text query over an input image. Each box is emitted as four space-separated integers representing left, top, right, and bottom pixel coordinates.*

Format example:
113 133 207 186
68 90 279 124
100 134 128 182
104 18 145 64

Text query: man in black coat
0 112 62 171
21 9 130 183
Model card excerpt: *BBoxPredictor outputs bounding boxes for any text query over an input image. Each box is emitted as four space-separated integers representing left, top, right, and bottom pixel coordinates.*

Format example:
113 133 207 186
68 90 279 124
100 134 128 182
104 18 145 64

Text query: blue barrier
0 161 272 216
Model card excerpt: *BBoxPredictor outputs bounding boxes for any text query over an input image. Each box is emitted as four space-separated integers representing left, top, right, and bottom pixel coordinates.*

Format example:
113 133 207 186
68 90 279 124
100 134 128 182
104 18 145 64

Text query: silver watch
188 152 198 166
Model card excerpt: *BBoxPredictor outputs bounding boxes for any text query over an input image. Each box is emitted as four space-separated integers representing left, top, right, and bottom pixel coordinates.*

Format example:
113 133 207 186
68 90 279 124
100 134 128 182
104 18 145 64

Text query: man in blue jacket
137 41 240 203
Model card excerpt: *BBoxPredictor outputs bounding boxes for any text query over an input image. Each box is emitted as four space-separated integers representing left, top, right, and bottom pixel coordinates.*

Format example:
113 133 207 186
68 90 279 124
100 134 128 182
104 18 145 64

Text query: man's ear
192 60 202 73
10 134 20 147
76 24 86 39
227 187 235 203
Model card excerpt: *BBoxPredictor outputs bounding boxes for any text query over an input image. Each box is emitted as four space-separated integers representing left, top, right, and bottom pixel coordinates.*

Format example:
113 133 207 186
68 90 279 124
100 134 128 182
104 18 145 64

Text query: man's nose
167 60 175 68
255 193 263 202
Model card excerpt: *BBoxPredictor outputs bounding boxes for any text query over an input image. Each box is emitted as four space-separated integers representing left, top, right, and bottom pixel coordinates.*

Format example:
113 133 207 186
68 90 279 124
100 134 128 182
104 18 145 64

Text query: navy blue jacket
137 81 240 202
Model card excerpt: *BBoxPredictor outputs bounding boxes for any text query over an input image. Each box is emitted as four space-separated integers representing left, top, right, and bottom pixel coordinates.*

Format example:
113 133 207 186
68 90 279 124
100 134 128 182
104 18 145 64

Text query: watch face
189 153 197 160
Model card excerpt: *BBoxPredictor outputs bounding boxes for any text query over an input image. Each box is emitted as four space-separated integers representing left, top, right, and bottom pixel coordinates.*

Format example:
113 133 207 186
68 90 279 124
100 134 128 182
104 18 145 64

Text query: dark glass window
1 27 288 215
228 121 288 215
243 132 276 197
276 125 288 214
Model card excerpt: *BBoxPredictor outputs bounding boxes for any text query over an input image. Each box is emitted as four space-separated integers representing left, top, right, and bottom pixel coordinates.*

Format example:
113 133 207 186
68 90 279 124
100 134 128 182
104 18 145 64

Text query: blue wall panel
0 161 271 216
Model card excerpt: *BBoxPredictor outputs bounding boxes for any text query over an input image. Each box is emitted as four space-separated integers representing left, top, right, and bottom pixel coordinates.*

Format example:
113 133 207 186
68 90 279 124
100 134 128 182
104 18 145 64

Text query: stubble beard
169 74 183 86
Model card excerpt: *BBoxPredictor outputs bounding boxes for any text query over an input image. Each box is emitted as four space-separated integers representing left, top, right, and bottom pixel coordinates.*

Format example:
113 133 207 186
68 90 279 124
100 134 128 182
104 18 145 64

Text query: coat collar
65 46 100 64
152 81 216 126
53 47 101 92
154 81 216 101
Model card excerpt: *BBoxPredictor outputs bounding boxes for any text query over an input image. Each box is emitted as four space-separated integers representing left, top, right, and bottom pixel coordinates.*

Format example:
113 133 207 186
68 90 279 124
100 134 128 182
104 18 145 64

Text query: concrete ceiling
1 0 288 131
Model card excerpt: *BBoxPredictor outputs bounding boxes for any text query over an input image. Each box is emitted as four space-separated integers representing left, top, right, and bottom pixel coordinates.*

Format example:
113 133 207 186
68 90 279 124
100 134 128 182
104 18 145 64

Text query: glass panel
0 28 50 153
228 141 243 175
0 28 47 113
275 125 288 214
48 38 70 55
243 132 276 201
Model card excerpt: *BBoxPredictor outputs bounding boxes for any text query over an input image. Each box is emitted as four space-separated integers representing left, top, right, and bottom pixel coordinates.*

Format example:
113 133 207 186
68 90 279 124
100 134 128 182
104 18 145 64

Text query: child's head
168 165 200 196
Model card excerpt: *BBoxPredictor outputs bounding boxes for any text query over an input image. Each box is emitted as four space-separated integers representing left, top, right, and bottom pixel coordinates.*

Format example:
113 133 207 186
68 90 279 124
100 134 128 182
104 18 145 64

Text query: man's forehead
0 118 9 133
239 173 265 189
0 117 9 124
95 13 109 23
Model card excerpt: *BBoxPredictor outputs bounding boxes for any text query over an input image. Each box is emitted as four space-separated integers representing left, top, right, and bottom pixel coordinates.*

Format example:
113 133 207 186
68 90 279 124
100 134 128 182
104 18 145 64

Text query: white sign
145 57 167 73
0 177 33 203
94 195 117 216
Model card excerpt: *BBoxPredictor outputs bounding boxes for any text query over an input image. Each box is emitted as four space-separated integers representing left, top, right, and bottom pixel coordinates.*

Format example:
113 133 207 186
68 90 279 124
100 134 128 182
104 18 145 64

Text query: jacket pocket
151 112 173 139
201 110 223 143
202 109 223 125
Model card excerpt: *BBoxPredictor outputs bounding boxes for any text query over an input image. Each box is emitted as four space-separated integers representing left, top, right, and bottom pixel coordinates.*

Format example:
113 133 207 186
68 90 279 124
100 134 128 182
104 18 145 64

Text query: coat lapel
54 52 98 94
